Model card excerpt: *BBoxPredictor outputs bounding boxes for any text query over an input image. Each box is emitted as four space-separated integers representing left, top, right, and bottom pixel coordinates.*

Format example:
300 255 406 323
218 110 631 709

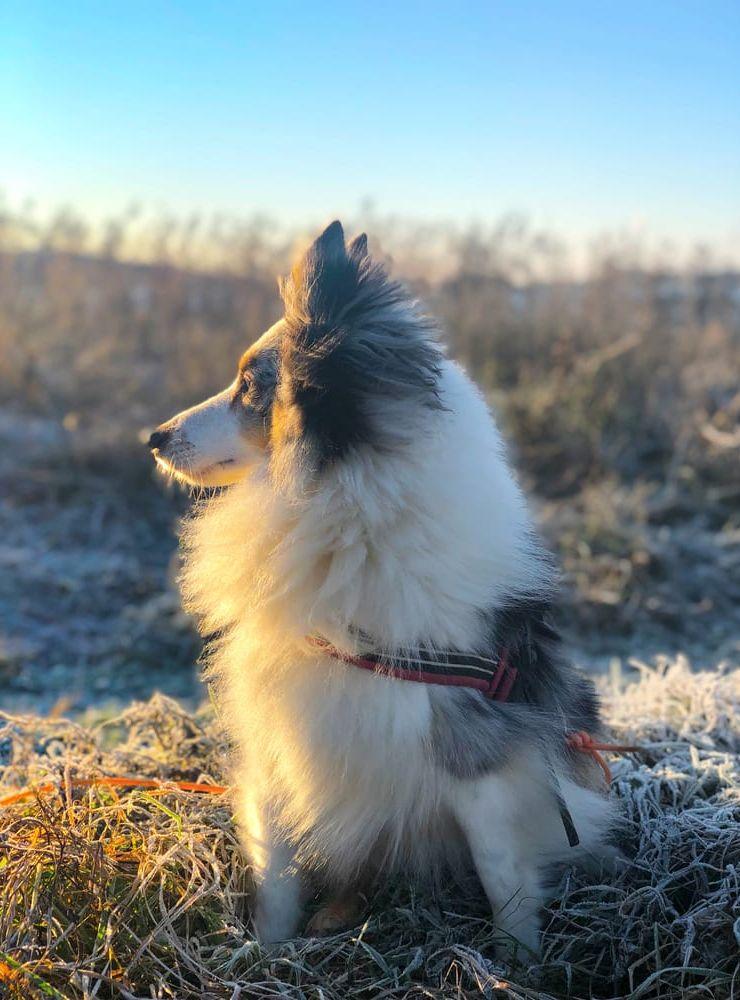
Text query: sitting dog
148 221 614 955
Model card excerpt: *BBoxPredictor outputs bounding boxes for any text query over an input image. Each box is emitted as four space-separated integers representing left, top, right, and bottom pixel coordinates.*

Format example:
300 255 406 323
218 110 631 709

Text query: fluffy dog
148 221 614 955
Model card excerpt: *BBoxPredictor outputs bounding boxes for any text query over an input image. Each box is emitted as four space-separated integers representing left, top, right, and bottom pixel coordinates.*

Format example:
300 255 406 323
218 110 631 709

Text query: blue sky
2 1 739 256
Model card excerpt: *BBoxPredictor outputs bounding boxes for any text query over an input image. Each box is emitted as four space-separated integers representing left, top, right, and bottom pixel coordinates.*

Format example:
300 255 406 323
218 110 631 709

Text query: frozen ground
0 411 199 713
1 660 738 999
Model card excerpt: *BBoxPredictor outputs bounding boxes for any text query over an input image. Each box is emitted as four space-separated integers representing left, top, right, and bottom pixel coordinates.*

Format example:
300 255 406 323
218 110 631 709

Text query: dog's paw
305 893 364 937
253 903 301 945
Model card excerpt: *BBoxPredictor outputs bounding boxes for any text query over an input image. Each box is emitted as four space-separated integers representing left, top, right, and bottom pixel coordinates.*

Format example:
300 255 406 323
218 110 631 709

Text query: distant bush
0 205 737 499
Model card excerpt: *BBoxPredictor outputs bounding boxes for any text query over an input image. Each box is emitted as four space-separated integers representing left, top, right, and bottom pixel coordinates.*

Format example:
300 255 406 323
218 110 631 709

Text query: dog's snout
148 428 172 452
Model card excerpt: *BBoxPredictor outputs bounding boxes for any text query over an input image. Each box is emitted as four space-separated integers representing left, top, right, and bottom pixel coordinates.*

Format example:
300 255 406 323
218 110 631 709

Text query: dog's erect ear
274 221 442 471
347 232 368 262
315 218 345 254
280 220 356 329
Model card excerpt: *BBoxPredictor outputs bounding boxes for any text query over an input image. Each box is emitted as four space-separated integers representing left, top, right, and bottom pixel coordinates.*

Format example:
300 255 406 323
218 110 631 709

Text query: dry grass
1 659 738 1000
1 209 738 668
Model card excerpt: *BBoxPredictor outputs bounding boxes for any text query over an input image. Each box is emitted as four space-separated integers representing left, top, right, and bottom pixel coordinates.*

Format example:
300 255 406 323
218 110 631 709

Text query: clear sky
2 1 739 257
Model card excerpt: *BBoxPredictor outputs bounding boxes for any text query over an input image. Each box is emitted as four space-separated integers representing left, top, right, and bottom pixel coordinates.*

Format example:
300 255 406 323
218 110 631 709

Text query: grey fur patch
429 688 535 778
483 599 601 735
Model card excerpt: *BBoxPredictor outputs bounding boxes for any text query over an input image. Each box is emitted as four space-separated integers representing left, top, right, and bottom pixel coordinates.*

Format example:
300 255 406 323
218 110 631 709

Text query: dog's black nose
148 428 171 451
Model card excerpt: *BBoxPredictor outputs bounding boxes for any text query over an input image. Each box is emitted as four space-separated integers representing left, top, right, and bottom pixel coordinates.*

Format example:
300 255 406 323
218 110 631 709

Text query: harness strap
307 634 518 702
542 749 581 847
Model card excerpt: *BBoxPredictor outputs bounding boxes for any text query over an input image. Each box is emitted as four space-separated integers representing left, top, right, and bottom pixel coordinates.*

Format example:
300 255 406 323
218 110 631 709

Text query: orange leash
566 730 641 785
0 734 639 809
0 775 228 809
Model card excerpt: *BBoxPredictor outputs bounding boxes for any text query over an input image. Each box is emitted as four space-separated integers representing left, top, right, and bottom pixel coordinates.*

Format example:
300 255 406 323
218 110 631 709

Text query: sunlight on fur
151 221 616 955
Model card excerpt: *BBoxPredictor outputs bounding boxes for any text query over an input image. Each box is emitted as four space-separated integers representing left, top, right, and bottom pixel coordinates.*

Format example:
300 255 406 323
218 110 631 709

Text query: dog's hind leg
238 789 305 944
451 771 548 959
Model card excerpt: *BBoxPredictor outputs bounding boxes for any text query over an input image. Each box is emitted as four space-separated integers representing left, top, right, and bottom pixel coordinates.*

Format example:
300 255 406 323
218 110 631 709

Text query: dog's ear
273 222 442 472
279 220 356 329
347 232 368 263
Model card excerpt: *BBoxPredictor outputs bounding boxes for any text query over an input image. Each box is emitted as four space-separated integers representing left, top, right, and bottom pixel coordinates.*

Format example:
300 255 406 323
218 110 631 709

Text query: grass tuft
1 663 738 999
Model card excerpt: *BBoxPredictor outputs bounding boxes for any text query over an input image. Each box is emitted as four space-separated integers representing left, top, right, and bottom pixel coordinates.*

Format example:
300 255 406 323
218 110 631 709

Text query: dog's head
148 221 443 488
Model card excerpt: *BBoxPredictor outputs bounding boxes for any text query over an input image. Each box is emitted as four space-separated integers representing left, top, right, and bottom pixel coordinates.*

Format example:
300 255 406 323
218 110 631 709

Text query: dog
148 221 614 956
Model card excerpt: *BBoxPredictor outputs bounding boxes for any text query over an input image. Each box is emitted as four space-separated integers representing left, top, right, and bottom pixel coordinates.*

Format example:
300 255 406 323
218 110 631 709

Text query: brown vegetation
0 206 738 998
1 661 738 999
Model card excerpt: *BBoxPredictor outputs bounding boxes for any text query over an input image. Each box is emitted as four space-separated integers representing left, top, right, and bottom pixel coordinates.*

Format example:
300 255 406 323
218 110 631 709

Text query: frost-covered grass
1 658 738 1000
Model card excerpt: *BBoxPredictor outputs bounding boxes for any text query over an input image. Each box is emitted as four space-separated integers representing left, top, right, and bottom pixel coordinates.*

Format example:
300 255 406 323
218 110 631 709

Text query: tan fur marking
305 891 365 937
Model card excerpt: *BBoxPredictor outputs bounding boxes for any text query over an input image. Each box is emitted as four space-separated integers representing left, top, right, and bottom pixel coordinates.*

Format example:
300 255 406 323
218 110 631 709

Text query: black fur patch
429 600 601 779
275 221 443 467
490 599 601 734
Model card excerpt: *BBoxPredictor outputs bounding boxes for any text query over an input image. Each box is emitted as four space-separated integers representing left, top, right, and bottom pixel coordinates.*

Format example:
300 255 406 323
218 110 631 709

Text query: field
1 661 738 999
0 209 738 997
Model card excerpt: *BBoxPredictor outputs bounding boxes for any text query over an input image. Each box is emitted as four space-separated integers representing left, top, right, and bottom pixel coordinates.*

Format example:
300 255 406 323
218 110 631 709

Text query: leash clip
485 649 518 702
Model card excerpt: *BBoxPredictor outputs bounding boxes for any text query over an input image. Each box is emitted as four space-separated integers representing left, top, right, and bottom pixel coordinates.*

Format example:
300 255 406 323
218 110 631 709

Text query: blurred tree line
0 202 737 498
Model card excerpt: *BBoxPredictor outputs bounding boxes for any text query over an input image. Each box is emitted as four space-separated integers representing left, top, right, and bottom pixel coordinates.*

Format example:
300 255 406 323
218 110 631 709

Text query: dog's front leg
238 789 305 944
452 774 544 959
252 839 304 944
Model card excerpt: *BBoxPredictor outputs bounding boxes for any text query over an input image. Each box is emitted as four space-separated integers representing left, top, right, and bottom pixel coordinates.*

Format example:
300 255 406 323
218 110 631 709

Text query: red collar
308 635 518 702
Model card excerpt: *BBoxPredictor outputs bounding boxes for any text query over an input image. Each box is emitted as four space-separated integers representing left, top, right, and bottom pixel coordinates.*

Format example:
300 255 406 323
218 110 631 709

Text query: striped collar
308 635 518 702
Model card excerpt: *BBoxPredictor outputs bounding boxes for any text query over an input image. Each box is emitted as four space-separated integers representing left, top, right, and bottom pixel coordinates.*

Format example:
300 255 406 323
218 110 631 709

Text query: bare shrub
0 205 737 502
